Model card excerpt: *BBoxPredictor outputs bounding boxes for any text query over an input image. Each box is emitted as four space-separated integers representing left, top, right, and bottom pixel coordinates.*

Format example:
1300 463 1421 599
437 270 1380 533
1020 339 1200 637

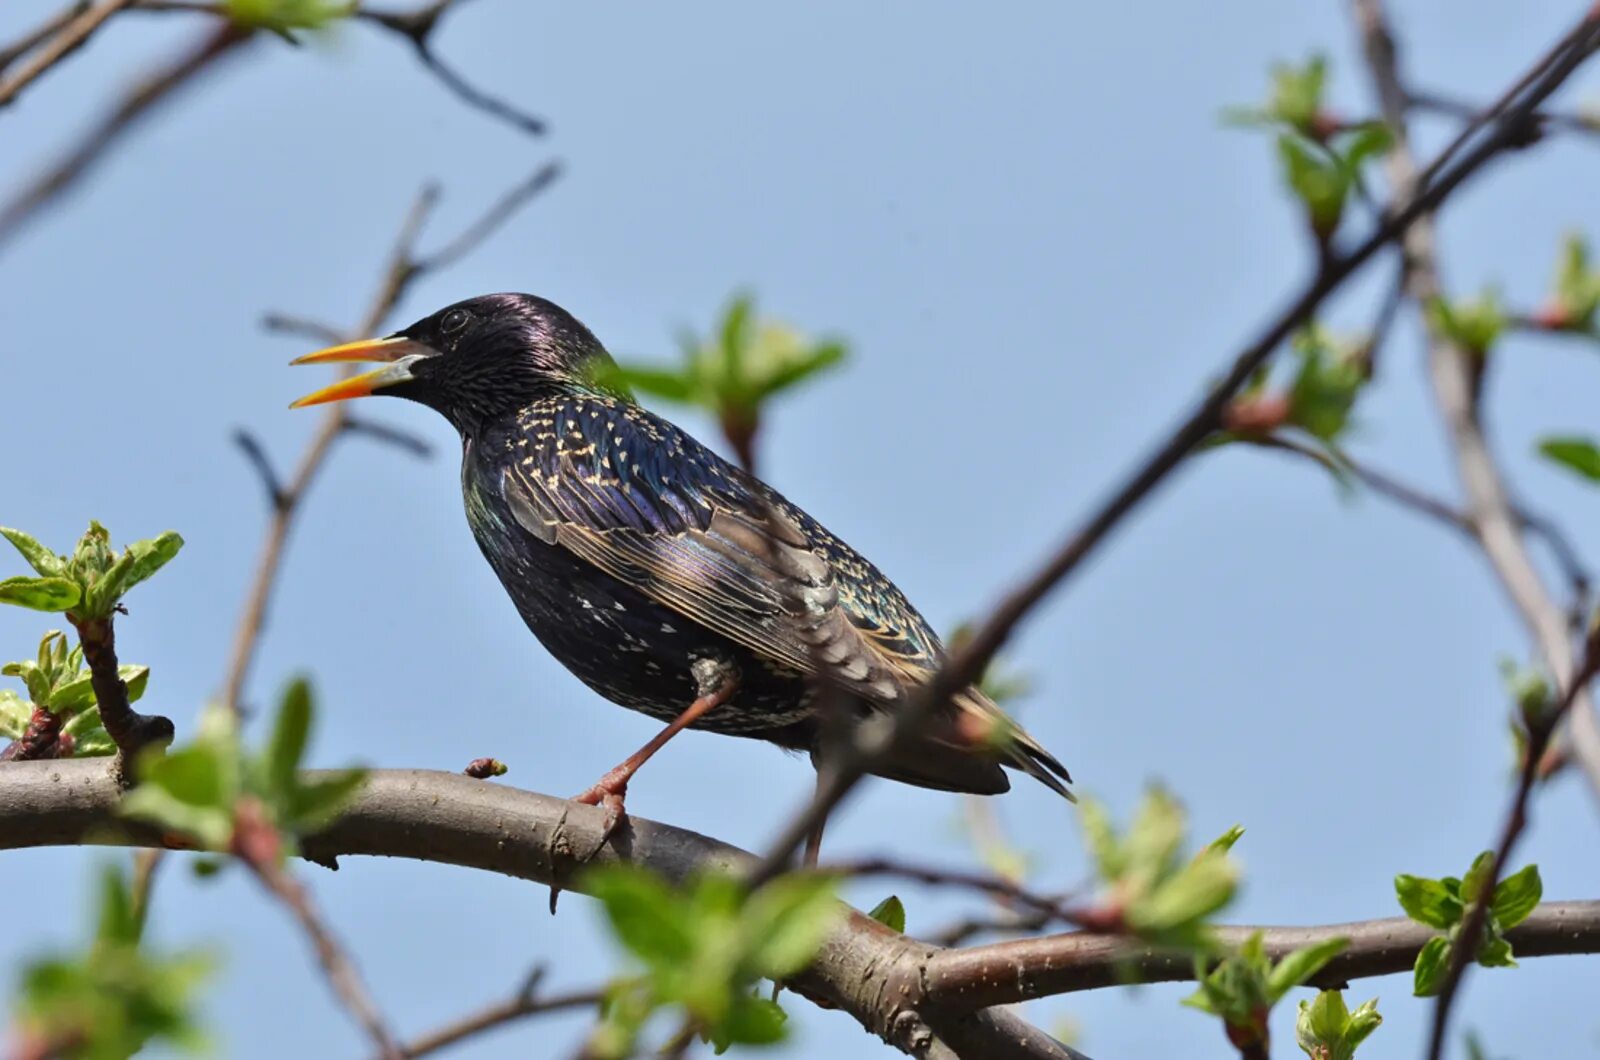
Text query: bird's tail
868 688 1073 801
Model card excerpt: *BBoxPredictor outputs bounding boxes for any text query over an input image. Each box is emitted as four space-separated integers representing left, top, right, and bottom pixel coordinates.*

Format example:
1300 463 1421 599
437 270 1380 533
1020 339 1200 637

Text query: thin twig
0 22 253 255
748 8 1600 885
412 160 563 273
1352 0 1600 803
131 0 548 138
220 187 437 714
0 0 137 108
222 161 560 714
232 429 287 511
823 857 1089 931
0 3 89 76
1424 634 1600 1060
396 968 601 1058
128 848 165 936
1410 89 1600 141
248 850 401 1058
342 418 434 460
261 312 346 346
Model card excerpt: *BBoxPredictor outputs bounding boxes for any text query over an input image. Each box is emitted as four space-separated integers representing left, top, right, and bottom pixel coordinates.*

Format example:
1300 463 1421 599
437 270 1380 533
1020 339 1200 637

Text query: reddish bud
1222 394 1292 435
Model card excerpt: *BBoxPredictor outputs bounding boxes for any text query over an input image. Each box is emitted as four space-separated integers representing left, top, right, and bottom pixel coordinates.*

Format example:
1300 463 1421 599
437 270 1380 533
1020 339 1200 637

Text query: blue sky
4 1 1600 1056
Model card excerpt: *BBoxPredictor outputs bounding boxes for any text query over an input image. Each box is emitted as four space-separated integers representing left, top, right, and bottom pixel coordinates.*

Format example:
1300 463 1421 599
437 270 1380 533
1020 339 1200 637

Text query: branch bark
5 761 1599 1056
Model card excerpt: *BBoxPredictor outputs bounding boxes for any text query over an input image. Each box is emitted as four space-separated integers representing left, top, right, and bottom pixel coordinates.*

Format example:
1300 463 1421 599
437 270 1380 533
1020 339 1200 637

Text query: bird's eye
439 308 471 335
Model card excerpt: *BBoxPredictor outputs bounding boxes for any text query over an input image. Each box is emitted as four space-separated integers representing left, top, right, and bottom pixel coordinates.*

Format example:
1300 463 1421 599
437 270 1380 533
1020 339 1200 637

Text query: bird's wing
496 398 1071 797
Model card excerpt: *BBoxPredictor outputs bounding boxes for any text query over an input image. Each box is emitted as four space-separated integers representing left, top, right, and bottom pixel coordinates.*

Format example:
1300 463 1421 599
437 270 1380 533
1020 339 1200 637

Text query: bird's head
288 293 623 432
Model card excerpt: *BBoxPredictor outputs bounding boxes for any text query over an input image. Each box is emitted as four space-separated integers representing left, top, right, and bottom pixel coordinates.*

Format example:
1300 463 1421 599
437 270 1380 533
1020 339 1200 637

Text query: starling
290 294 1071 827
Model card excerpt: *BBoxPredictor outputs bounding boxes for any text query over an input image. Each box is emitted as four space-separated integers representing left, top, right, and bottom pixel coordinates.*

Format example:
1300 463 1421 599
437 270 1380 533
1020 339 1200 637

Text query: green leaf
720 995 788 1047
1266 936 1348 1004
1537 435 1600 483
753 340 847 400
119 746 236 850
0 688 29 740
585 866 694 966
0 576 80 612
742 874 842 978
1551 231 1600 328
1490 864 1541 929
1278 133 1347 236
867 895 906 934
95 862 142 947
0 527 65 577
50 663 149 715
1476 934 1516 968
1078 798 1121 879
90 531 184 614
1206 825 1246 856
1426 290 1505 357
1132 851 1237 941
1412 935 1451 997
266 679 313 798
613 365 699 403
1297 989 1349 1052
1346 998 1382 1048
283 769 367 831
1395 874 1463 930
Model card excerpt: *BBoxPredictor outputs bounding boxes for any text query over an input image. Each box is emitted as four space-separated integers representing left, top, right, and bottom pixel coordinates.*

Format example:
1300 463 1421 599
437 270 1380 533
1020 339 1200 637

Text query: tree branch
749 6 1600 883
0 0 132 107
920 901 1600 1012
1351 0 1600 804
0 760 1078 1060
222 161 558 715
0 22 253 256
5 761 1597 1057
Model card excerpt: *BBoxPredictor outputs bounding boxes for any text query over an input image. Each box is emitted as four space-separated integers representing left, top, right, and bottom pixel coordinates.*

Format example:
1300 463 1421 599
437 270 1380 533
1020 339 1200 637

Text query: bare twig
0 3 89 76
1352 0 1600 802
749 8 1600 885
0 0 136 108
128 848 164 935
342 418 434 460
232 429 287 511
240 822 401 1058
1423 635 1600 1060
0 22 253 255
131 0 547 138
222 161 558 715
261 312 346 346
397 966 601 1058
1409 89 1600 141
411 160 563 273
824 857 1089 932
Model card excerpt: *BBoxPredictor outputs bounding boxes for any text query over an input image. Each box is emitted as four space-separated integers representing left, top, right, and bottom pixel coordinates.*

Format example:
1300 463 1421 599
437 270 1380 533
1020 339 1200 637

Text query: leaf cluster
1294 990 1383 1060
12 864 212 1059
1394 852 1542 996
0 523 182 619
1184 932 1352 1054
119 680 366 860
1078 787 1242 949
583 866 841 1056
0 630 150 757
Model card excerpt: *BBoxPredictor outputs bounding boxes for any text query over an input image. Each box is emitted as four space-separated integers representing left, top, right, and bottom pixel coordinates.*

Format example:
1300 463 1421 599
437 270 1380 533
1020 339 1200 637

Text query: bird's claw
572 776 630 847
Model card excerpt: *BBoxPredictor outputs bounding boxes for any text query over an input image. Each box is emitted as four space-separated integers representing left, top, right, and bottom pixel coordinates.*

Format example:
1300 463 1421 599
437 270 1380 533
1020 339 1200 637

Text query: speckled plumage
360 294 1071 798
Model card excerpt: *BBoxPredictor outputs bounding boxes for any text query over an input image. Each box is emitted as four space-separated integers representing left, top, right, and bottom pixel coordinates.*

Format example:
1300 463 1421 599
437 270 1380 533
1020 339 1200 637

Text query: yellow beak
288 336 434 408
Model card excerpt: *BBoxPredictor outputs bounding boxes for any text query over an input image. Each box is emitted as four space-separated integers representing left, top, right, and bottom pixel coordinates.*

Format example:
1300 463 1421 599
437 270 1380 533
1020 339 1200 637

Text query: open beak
288 336 435 408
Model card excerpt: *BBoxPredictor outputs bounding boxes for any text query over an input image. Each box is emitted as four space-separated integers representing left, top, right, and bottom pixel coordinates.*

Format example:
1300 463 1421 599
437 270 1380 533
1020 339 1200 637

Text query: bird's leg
803 772 828 868
572 657 740 840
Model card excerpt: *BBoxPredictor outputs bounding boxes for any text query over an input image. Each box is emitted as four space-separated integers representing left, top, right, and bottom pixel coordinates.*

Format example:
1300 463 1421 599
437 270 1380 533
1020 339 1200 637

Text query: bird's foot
572 769 632 845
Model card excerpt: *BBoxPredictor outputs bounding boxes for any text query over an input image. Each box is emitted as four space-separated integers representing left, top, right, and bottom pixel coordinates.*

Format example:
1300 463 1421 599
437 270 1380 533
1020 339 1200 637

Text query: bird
289 293 1072 837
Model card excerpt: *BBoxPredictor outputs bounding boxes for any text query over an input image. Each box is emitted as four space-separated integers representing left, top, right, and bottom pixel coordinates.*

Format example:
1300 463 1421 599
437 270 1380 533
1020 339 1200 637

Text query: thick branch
921 902 1600 1012
0 760 1074 1060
